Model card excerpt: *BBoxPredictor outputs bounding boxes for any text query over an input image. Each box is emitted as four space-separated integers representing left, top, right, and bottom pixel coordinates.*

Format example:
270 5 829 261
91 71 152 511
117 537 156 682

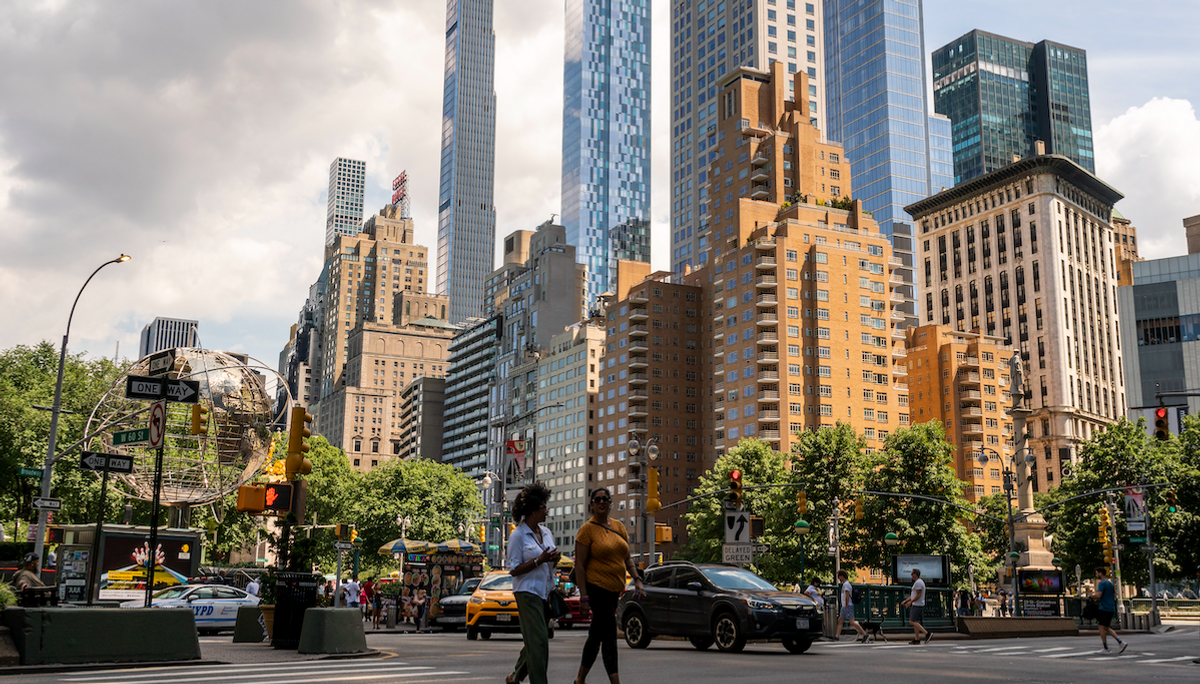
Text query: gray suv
616 561 823 653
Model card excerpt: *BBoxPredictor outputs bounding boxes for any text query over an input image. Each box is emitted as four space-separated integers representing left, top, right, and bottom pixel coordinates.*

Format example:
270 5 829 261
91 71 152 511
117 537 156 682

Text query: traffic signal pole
1106 494 1125 613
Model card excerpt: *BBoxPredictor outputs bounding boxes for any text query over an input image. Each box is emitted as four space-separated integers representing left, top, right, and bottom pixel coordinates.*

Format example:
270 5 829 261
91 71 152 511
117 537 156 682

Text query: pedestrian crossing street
814 639 1195 665
56 658 476 684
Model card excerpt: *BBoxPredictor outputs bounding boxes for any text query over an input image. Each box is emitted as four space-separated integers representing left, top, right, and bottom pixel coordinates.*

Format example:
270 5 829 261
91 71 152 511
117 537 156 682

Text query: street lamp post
478 471 505 567
884 532 899 586
34 254 130 577
793 520 810 579
976 446 1035 616
627 435 659 565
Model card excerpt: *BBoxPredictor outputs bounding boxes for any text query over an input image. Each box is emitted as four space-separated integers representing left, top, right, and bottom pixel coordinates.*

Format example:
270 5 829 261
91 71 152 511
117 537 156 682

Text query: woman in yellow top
574 487 643 684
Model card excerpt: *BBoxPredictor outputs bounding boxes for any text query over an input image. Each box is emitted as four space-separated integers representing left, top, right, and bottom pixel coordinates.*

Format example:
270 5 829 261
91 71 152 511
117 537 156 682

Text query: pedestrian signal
655 523 673 544
335 523 349 540
263 482 293 512
236 484 266 513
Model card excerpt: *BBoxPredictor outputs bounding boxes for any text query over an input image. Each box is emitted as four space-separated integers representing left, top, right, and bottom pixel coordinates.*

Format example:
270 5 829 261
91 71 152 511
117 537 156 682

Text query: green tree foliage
0 343 124 528
1045 417 1192 585
351 458 484 574
789 423 866 581
843 422 991 588
1170 415 1200 578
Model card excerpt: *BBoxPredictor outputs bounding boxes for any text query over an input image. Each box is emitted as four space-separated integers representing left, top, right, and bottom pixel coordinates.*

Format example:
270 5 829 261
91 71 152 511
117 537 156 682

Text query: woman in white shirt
506 482 561 684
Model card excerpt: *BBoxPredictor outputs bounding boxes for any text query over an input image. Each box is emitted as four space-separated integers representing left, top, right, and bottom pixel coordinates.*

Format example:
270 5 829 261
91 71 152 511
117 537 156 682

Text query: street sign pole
1145 502 1158 624
334 551 344 608
87 464 111 606
144 399 167 608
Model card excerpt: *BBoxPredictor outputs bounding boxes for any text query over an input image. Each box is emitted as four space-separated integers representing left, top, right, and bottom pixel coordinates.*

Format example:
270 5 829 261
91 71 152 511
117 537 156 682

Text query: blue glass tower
824 0 933 237
562 0 652 302
437 0 497 324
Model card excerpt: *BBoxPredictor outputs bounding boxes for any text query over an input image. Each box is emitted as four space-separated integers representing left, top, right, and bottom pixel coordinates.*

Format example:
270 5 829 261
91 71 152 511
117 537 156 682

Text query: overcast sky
2 0 1198 374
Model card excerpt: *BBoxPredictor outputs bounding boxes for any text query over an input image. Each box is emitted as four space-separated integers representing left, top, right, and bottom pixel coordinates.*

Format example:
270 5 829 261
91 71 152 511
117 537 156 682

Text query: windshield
152 586 192 600
701 567 778 592
479 574 513 592
458 578 482 595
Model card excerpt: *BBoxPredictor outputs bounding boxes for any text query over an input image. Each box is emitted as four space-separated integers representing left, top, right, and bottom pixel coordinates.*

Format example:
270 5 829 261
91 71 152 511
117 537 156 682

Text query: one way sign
81 451 135 474
166 379 200 404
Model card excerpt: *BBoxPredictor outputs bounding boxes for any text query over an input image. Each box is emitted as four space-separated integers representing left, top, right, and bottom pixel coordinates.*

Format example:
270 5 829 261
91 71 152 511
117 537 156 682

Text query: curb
0 659 225 677
318 649 384 660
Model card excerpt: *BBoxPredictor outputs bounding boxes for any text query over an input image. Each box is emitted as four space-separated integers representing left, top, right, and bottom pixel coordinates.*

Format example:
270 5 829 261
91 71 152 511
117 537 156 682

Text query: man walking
900 568 931 645
1091 566 1126 654
835 570 868 642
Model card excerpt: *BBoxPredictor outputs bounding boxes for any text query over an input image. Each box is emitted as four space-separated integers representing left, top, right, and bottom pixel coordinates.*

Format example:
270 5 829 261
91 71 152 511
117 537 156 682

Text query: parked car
121 584 259 634
616 561 823 654
555 592 592 629
464 571 555 641
433 576 482 631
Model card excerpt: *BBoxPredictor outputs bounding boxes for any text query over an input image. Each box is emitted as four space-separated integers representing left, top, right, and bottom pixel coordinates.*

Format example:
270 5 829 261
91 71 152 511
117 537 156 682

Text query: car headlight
469 597 483 604
744 598 778 611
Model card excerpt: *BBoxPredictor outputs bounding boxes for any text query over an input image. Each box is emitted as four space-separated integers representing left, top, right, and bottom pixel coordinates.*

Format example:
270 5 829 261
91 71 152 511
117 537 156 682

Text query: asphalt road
11 626 1199 684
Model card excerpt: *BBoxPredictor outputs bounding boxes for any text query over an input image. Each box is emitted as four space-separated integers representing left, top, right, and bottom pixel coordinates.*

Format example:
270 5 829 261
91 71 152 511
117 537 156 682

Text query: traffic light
855 498 864 520
236 484 266 513
350 528 359 544
478 525 487 544
190 404 209 435
1098 505 1113 563
727 469 743 509
655 523 673 544
1154 406 1169 441
750 515 764 539
263 482 293 512
286 406 313 479
1165 490 1178 513
797 489 807 515
335 523 349 540
646 467 661 513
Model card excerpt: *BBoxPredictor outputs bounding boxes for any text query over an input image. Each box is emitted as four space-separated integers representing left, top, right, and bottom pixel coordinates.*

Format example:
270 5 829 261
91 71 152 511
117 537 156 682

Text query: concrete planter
2 607 201 666
298 608 368 655
233 606 268 643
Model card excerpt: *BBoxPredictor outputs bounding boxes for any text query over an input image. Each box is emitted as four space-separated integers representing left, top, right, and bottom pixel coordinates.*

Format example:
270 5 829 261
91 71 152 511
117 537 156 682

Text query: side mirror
687 581 703 593
186 595 197 602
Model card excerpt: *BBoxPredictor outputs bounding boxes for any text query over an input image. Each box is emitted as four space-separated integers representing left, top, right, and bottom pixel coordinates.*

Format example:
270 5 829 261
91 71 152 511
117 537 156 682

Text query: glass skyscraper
561 0 651 303
668 0 829 275
437 0 497 324
325 157 365 247
932 30 1095 184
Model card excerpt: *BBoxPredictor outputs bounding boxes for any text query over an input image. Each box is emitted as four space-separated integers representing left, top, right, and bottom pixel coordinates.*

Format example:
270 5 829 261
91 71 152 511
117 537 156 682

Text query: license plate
441 616 466 624
497 613 512 622
795 618 809 629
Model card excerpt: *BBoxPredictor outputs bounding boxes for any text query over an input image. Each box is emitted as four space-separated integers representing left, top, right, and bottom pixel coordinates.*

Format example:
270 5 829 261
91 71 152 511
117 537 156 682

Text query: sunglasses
592 496 612 504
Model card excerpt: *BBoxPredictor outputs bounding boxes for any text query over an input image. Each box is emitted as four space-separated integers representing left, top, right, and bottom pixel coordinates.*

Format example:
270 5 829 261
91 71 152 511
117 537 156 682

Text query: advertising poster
99 533 199 600
1018 569 1064 595
1021 597 1061 617
892 554 950 586
57 545 91 603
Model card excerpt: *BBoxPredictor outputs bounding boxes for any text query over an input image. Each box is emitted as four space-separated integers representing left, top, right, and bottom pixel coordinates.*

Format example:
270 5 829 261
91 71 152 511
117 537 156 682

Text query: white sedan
122 584 259 633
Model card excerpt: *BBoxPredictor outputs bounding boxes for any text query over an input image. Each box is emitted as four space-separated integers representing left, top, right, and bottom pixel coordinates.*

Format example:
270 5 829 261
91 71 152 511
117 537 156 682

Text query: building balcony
760 429 782 441
714 345 724 357
758 410 781 421
629 355 649 368
629 307 649 320
714 363 725 375
629 372 648 384
757 332 779 343
893 382 909 392
757 370 780 382
755 256 776 269
756 275 777 288
628 390 649 401
892 328 906 339
750 167 770 182
750 184 770 200
714 382 725 393
962 356 979 367
715 417 725 429
758 390 781 402
891 365 908 376
629 291 649 304
629 340 649 352
628 324 648 337
629 404 649 417
964 440 983 451
753 239 776 251
890 274 905 283
891 346 907 358
629 420 648 432
714 329 726 340
751 152 769 166
756 294 778 308
961 406 983 417
890 311 906 320
959 372 981 385
756 312 778 325
961 423 984 435
757 351 779 364
961 389 982 400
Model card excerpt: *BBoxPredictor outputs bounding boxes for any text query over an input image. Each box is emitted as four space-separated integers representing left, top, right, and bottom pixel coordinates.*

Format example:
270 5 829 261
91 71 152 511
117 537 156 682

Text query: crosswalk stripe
1140 656 1194 664
1042 650 1105 659
970 646 1029 653
62 660 404 681
1033 647 1073 653
73 670 467 684
1087 655 1139 660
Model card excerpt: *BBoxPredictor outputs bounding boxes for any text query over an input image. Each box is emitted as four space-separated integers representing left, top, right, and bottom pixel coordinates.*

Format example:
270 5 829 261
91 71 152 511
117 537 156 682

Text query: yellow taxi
465 571 556 640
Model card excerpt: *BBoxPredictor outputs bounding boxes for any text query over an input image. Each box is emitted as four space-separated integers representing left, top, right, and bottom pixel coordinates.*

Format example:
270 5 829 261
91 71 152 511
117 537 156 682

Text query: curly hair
512 481 552 520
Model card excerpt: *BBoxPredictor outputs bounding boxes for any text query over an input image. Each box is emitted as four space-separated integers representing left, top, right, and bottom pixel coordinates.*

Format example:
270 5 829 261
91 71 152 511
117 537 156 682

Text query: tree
1169 415 1200 580
842 422 991 588
788 423 866 581
680 439 803 585
0 343 124 532
352 458 484 574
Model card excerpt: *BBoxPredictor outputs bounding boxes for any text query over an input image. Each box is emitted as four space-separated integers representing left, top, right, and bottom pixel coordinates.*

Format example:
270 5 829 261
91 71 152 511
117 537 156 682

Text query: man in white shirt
245 577 260 597
900 568 931 644
835 570 868 642
344 576 361 608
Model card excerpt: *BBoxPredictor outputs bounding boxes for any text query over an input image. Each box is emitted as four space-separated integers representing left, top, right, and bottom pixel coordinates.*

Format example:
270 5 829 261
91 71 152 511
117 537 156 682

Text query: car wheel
623 611 652 649
688 635 714 650
782 637 812 654
481 630 492 640
712 612 746 653
466 627 478 641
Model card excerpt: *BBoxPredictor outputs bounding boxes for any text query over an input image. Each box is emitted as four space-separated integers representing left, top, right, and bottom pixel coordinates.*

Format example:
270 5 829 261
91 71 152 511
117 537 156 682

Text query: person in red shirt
362 579 376 624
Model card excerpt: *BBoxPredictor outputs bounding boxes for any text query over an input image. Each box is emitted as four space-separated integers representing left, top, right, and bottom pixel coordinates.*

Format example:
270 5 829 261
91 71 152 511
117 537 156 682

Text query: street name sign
113 427 150 446
722 543 753 565
33 497 62 511
1127 520 1146 531
81 451 135 474
334 541 354 551
147 349 176 377
18 466 43 478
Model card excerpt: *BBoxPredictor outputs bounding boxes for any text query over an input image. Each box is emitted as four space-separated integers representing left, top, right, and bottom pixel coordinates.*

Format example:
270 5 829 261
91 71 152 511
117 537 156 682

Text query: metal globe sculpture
86 348 288 505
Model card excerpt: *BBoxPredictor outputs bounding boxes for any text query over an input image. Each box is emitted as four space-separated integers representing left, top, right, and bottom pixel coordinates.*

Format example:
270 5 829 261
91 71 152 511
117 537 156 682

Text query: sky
1 0 1198 375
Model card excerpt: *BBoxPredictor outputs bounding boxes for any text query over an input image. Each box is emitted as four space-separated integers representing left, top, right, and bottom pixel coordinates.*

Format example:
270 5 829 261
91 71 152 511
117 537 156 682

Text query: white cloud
1095 98 1200 260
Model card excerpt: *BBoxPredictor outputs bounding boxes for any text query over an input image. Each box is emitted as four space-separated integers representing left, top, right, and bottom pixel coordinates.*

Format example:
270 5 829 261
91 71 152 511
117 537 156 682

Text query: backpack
850 586 863 604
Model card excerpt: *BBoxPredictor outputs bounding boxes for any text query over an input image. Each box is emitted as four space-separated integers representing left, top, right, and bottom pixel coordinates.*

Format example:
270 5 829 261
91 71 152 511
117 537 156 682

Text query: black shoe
908 640 921 645
924 631 933 644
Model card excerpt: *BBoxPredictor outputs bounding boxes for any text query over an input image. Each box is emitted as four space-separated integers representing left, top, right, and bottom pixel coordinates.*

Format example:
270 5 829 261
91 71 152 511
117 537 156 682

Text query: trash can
271 572 322 650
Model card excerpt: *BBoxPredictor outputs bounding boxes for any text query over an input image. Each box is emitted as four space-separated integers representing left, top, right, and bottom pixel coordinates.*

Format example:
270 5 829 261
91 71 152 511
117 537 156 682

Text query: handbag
546 588 569 620
1081 599 1099 620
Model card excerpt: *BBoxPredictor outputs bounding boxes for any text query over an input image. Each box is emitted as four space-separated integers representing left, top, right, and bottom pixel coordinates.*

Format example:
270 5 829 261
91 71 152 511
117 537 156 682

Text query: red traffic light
1155 407 1168 419
729 469 742 481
